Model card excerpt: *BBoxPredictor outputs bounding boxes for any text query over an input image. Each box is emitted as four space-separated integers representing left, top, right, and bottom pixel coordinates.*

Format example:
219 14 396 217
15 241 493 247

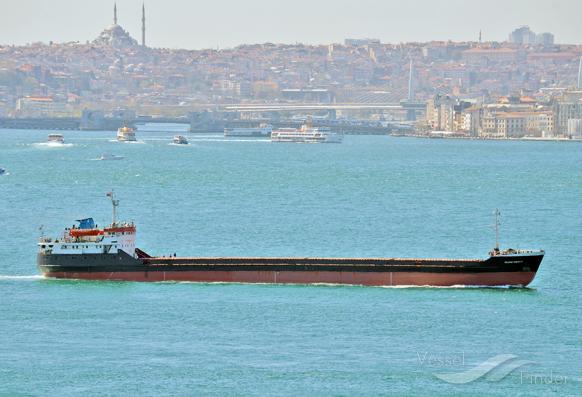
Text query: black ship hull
37 251 544 287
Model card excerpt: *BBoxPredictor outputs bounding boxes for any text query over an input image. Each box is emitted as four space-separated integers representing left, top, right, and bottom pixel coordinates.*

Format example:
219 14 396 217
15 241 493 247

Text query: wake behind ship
37 195 544 287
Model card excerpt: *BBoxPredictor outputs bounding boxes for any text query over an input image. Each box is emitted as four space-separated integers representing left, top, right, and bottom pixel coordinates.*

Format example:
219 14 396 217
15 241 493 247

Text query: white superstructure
39 223 136 256
271 125 342 143
38 192 136 257
117 126 137 142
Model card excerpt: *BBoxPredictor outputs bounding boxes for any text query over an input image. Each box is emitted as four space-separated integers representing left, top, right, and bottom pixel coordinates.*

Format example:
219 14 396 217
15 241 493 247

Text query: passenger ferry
224 124 272 137
271 125 342 143
47 134 65 144
117 126 137 142
173 135 189 145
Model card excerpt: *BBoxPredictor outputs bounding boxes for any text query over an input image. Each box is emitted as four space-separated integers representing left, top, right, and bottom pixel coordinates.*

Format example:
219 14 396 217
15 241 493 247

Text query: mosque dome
93 3 140 48
94 24 138 48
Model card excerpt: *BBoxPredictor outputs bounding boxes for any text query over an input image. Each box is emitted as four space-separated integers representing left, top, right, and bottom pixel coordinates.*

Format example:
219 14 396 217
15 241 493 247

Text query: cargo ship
37 195 544 287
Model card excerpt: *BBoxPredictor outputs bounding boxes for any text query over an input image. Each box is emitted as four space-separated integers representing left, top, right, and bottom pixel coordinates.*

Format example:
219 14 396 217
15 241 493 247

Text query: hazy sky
1 0 581 49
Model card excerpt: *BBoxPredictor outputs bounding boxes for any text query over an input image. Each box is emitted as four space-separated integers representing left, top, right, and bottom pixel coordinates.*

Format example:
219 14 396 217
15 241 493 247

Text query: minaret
141 3 146 47
114 2 118 25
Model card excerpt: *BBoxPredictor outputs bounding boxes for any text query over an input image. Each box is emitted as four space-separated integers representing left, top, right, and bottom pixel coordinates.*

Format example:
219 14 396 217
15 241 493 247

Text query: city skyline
1 0 582 49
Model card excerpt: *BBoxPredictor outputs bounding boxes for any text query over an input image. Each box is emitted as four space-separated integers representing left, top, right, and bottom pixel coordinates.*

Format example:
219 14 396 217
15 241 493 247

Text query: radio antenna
494 209 501 250
107 191 119 226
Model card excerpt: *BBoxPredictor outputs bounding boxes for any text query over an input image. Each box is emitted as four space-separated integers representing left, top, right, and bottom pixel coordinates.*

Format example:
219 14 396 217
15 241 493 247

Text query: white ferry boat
47 134 65 144
173 135 189 145
271 125 342 143
117 126 137 142
224 124 272 137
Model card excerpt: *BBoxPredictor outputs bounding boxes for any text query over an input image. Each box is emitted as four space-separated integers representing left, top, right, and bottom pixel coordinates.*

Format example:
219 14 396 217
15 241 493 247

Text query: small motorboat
0 168 6 175
173 135 189 145
47 134 65 144
99 154 124 161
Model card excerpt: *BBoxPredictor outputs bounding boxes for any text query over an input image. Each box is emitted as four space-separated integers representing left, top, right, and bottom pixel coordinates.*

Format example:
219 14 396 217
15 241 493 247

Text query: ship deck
142 257 483 265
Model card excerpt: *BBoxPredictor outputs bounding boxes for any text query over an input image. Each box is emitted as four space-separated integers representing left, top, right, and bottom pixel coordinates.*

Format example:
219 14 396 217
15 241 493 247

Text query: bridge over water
0 102 424 132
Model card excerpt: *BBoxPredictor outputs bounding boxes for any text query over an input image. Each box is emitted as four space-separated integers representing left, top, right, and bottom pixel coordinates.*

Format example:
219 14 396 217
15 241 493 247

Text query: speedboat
48 134 65 144
173 135 189 145
99 154 124 161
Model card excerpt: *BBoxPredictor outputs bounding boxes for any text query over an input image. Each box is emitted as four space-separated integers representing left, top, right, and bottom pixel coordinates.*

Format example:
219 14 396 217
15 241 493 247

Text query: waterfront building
529 112 554 136
426 95 472 133
461 106 482 137
497 113 527 137
426 95 455 131
553 91 582 134
479 110 553 138
567 119 582 137
481 113 503 138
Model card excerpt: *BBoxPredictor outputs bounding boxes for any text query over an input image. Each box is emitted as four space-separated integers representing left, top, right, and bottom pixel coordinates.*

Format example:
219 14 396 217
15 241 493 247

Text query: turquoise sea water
0 127 581 396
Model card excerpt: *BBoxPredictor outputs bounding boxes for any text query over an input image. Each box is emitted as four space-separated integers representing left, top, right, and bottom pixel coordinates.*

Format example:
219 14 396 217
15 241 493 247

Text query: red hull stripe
43 270 537 287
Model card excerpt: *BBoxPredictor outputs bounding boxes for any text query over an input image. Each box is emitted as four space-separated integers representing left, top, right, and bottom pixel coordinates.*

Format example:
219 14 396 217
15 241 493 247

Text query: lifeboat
69 228 102 237
104 225 136 234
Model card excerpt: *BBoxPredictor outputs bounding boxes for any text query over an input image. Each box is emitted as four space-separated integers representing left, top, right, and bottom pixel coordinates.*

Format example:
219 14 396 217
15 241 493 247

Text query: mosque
93 3 146 48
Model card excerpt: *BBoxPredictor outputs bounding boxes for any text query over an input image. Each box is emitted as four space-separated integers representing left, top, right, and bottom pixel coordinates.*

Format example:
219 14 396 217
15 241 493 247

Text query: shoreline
390 133 582 142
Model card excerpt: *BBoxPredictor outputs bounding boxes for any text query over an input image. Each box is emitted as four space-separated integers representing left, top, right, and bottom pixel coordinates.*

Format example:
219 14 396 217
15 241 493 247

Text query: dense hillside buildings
0 9 581 138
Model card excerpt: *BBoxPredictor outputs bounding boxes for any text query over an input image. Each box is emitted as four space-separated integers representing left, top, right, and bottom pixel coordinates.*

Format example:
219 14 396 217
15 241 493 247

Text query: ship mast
494 209 501 250
107 191 119 226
